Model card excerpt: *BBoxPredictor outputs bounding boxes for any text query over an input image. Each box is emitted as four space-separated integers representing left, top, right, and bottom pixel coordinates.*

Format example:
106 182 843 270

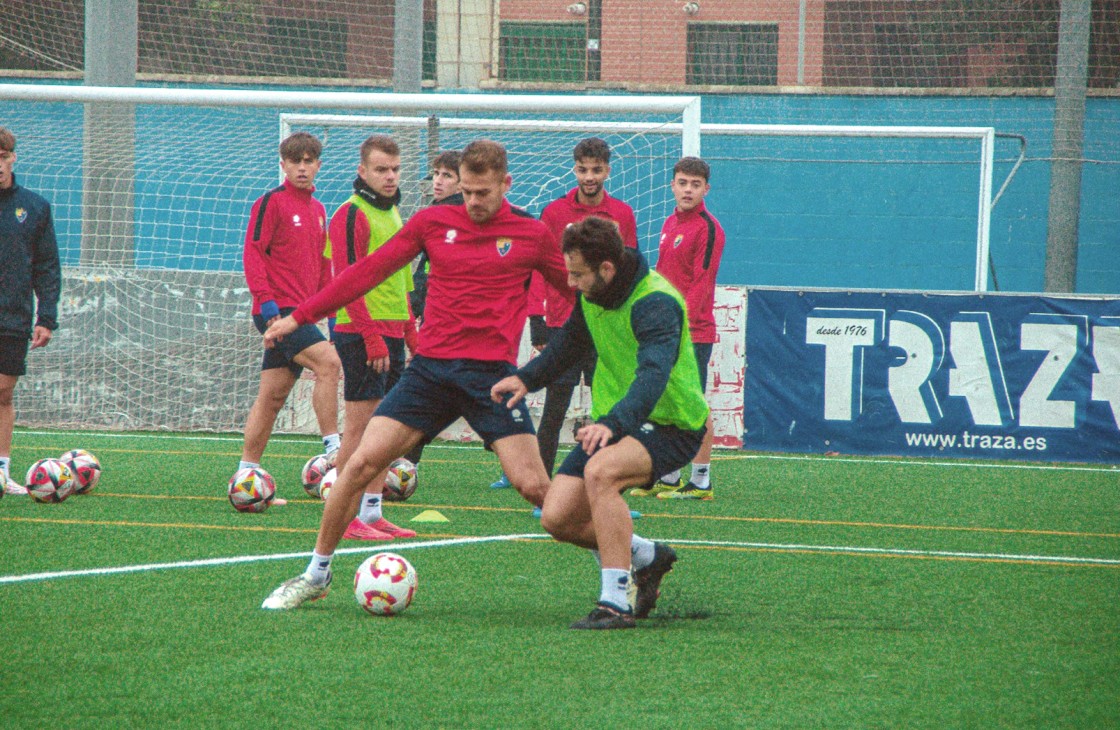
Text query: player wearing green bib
491 216 708 630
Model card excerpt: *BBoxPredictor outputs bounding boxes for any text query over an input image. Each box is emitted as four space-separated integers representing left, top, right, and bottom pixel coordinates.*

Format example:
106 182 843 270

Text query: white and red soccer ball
60 449 101 494
383 458 417 502
318 467 337 502
354 552 417 616
227 467 276 513
301 454 331 498
25 458 76 503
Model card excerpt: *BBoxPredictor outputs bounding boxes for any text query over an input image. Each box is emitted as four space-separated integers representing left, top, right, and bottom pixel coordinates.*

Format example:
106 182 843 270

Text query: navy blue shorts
556 421 706 487
335 331 405 402
693 342 713 392
0 335 30 377
375 355 535 448
253 307 327 375
548 325 595 387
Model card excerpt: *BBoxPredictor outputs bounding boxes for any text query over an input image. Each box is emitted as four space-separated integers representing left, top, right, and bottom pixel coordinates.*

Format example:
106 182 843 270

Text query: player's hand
368 354 390 373
263 315 298 349
30 326 52 349
490 375 528 408
576 422 613 455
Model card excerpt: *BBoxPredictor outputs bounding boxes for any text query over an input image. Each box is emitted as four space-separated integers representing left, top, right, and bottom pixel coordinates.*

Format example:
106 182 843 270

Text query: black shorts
375 355 536 448
548 325 595 388
556 421 706 487
252 307 327 375
0 334 30 377
335 331 406 402
693 342 713 392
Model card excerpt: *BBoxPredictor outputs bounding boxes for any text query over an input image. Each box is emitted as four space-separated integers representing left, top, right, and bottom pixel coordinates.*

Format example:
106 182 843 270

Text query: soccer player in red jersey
261 140 573 610
633 156 725 501
237 132 341 505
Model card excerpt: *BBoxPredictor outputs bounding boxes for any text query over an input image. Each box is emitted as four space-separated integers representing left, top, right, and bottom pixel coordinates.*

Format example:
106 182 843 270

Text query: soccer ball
383 458 417 502
301 454 330 498
227 467 276 513
26 458 76 503
354 552 417 616
319 467 337 501
60 449 101 494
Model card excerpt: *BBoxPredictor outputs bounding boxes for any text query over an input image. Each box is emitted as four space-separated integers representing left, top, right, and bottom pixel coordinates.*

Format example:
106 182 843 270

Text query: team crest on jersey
495 237 513 256
673 234 684 248
292 214 303 227
444 229 458 244
14 207 27 223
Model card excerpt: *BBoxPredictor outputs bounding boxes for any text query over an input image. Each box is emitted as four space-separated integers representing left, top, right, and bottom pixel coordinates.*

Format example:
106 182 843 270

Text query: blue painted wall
2 82 1116 294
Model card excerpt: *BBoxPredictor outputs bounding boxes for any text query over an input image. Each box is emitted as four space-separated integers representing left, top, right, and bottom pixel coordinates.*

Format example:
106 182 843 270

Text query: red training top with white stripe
242 180 329 314
294 200 569 364
530 188 637 325
655 200 726 344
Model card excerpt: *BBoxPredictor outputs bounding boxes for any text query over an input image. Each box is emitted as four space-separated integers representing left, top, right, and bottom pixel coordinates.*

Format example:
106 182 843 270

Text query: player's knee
0 385 14 407
313 354 341 383
509 472 549 508
539 505 569 540
582 459 620 499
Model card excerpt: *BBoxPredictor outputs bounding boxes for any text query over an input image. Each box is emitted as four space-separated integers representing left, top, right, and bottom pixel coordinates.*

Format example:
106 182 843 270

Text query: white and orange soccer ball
383 458 417 502
60 449 101 494
354 552 417 616
318 467 337 502
227 467 276 513
26 458 76 503
301 454 331 498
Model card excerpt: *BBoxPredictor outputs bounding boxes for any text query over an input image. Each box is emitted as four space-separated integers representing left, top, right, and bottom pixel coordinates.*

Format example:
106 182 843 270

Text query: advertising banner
743 289 1120 463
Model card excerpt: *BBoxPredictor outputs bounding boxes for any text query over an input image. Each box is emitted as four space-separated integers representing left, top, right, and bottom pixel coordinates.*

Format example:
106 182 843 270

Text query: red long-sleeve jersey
655 201 725 344
242 180 329 314
530 188 637 325
294 200 569 364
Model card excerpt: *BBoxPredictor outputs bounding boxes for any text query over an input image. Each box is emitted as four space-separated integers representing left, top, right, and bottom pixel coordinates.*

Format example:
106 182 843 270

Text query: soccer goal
0 83 700 433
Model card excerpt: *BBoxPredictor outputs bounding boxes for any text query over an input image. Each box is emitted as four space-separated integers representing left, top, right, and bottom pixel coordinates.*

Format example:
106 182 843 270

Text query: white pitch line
19 428 1119 472
2 534 1116 586
668 538 1120 566
0 534 547 585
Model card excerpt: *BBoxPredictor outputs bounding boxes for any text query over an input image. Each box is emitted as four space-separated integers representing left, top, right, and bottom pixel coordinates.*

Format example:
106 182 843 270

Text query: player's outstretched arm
490 375 529 408
263 314 298 349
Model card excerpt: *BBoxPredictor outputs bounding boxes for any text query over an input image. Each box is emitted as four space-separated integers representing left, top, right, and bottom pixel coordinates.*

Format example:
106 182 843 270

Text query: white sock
630 535 655 570
661 469 681 485
305 551 333 584
691 463 711 488
0 457 9 478
358 493 383 524
238 460 259 470
323 433 341 453
599 568 632 612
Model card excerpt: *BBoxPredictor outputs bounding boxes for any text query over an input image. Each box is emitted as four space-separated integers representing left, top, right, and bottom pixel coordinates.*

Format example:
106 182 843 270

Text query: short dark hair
0 127 15 153
561 215 624 269
673 156 710 182
461 139 508 177
279 132 322 162
573 137 610 164
432 150 461 176
360 134 399 162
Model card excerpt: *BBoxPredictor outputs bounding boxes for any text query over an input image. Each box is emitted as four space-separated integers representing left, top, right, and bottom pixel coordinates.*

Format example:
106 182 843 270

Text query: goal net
0 85 698 433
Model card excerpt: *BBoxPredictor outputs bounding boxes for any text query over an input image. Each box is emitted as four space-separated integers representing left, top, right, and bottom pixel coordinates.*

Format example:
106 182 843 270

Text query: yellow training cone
411 509 450 523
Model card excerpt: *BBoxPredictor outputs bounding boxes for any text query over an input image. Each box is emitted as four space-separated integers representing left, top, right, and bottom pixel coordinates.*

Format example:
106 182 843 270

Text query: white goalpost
0 83 700 433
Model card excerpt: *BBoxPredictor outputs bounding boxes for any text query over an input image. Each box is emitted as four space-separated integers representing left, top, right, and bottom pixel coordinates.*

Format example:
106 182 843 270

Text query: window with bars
498 22 587 83
687 23 779 86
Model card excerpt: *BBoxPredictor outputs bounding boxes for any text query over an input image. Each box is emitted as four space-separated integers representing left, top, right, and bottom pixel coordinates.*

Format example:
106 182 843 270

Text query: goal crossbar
700 123 996 292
